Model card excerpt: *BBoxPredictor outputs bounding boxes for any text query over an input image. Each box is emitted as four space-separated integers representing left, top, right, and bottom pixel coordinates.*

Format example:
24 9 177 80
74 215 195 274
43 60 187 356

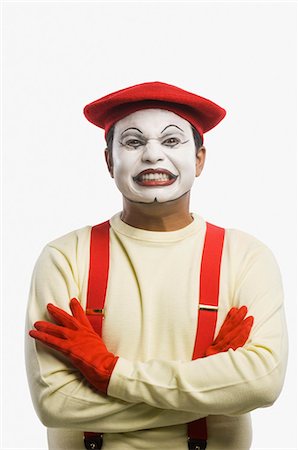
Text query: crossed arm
29 298 254 394
25 235 288 431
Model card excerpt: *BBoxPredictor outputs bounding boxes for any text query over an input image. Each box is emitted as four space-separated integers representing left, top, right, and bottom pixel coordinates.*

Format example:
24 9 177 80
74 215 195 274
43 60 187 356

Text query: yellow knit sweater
25 213 288 449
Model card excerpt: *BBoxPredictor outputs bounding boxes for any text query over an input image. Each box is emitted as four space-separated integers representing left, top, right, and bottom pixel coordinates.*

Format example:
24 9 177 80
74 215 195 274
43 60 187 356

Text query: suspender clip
198 304 218 311
84 432 103 449
188 438 207 449
86 308 105 316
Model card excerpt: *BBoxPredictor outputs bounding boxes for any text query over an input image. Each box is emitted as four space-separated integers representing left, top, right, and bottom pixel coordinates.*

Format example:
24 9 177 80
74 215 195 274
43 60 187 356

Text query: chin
124 192 189 205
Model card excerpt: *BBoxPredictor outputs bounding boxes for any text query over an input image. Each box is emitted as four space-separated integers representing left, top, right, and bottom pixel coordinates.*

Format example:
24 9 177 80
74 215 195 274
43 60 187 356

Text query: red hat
83 81 226 142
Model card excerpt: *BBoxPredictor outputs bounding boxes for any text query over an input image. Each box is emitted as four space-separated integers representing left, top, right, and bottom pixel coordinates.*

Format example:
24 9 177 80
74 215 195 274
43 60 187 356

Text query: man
26 81 288 450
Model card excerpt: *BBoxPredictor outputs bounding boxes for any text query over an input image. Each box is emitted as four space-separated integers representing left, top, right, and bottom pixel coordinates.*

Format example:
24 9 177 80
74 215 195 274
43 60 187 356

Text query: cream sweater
25 213 288 450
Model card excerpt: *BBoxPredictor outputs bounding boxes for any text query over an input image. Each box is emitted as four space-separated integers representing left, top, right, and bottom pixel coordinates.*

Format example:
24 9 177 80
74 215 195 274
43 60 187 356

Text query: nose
141 140 165 164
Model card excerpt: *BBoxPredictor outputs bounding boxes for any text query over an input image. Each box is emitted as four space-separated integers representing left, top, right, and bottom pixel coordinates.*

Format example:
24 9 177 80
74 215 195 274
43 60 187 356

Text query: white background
2 1 297 449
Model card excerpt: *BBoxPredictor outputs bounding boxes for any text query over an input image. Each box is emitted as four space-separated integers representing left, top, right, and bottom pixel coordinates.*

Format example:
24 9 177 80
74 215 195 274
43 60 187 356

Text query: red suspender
85 221 110 335
187 222 225 449
194 223 225 358
84 221 110 450
84 220 225 450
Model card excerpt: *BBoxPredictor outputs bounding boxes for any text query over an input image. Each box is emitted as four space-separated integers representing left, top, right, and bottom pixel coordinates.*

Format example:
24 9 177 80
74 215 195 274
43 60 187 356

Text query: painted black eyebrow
121 127 143 136
160 124 184 134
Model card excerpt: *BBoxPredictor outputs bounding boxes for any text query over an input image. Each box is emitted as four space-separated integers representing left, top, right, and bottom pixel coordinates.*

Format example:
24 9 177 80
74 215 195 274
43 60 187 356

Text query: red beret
83 81 226 142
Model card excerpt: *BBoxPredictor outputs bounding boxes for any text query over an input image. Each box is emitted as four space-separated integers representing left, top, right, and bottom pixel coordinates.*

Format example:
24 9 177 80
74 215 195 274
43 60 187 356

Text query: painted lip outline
133 168 178 187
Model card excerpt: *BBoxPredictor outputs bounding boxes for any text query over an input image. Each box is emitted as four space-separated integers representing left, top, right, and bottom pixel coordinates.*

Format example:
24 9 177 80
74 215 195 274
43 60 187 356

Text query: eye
162 137 180 147
121 139 145 149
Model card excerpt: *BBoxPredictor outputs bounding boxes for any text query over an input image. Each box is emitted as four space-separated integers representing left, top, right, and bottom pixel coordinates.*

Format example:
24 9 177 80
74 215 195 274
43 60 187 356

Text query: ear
195 145 206 177
104 148 114 178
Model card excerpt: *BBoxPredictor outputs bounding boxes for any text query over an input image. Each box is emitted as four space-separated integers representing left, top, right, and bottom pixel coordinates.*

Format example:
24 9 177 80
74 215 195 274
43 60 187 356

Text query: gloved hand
30 299 253 391
205 306 254 356
29 298 118 393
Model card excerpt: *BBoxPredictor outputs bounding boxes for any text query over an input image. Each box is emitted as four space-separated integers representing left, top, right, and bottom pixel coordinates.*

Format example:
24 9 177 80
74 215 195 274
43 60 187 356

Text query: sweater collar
109 212 205 243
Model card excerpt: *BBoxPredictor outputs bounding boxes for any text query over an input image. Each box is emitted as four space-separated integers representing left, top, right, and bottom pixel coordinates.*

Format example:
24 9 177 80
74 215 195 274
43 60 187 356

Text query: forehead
113 108 193 135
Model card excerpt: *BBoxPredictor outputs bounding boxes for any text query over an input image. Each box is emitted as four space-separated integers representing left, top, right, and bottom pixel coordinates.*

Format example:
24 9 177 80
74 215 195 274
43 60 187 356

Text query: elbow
27 382 64 428
245 341 288 410
256 383 282 409
31 383 80 428
262 349 288 408
229 348 287 415
33 395 65 428
245 360 286 413
257 367 285 408
228 371 284 417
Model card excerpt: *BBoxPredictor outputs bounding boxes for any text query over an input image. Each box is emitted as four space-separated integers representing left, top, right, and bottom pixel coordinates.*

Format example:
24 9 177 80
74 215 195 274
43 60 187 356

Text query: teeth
140 173 171 181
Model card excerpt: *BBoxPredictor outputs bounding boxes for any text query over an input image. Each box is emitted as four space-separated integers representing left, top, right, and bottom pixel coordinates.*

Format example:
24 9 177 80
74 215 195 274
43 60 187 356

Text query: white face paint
110 109 198 203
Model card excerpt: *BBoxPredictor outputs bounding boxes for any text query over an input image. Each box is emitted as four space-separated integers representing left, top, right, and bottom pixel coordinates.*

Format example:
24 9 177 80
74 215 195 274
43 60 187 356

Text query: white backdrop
2 2 297 449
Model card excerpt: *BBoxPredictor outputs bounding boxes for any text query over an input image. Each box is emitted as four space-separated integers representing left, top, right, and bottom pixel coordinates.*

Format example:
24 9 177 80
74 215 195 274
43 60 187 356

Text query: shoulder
46 225 92 249
46 225 92 253
195 214 276 258
36 225 92 271
221 227 282 285
224 227 276 259
201 216 281 275
203 216 270 253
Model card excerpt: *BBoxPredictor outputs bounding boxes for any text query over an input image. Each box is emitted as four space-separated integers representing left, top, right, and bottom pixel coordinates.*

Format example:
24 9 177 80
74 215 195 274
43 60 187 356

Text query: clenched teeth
140 173 171 181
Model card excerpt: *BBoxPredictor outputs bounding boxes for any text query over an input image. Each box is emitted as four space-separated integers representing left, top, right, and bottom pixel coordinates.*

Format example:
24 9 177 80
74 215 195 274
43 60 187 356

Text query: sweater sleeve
25 241 203 432
108 233 288 416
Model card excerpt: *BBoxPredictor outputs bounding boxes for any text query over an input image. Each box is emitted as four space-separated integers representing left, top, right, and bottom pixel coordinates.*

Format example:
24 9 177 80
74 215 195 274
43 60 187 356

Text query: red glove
29 298 118 393
205 306 254 356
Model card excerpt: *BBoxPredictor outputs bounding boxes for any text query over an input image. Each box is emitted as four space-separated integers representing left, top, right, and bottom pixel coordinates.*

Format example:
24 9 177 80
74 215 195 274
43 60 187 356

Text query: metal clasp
198 304 218 311
86 308 105 315
84 433 103 449
188 438 207 450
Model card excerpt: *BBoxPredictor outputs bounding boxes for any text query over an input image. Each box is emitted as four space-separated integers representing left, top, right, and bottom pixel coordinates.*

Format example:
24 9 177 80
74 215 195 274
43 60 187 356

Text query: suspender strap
83 220 225 450
188 222 225 450
85 220 110 336
84 221 110 450
193 222 225 358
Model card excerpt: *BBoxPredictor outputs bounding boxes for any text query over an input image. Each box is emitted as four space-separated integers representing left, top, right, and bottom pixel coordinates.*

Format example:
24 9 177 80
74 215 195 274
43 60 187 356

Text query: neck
120 192 193 231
